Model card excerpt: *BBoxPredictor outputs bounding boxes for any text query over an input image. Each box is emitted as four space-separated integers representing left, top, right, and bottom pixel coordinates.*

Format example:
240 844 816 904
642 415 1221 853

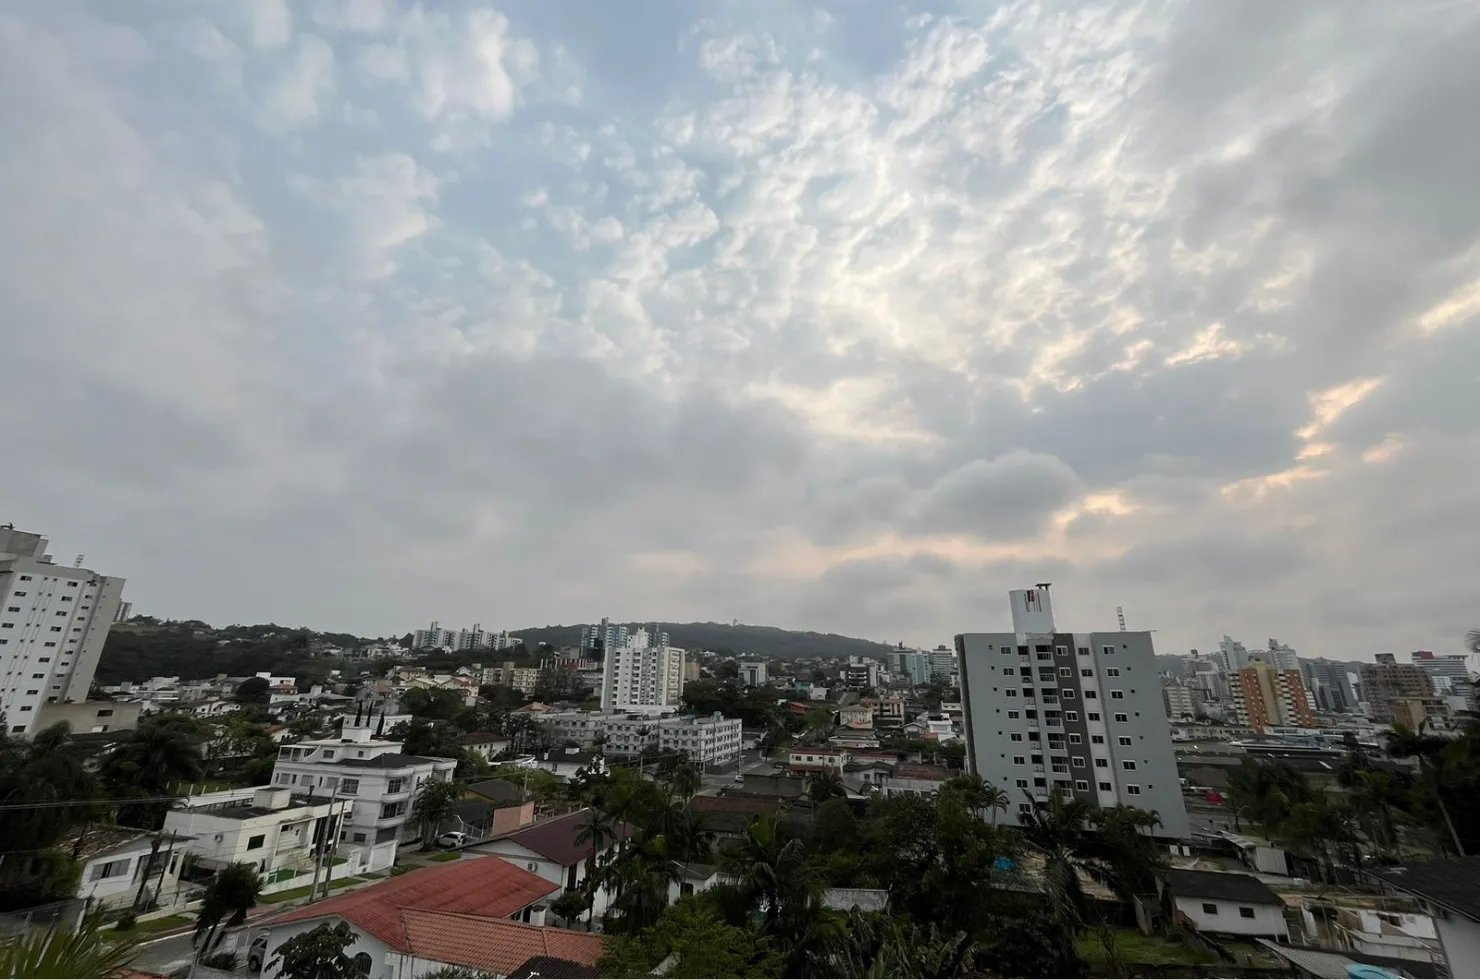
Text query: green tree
605 833 683 935
0 723 101 854
271 921 367 978
414 779 462 849
598 898 784 978
807 768 846 802
193 862 262 955
0 913 137 979
1386 721 1466 855
550 889 592 927
666 763 702 802
827 909 974 979
574 808 620 929
942 773 1009 824
101 715 206 827
235 676 271 704
815 797 860 854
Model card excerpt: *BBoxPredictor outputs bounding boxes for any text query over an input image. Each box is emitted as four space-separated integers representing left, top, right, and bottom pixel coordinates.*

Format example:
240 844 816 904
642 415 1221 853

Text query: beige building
1233 660 1316 732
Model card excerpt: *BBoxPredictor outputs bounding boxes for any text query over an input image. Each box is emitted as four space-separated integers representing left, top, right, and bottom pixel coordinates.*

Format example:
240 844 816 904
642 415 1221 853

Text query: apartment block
957 586 1190 839
0 526 126 733
1359 656 1435 721
1232 660 1316 732
599 630 685 712
738 661 768 687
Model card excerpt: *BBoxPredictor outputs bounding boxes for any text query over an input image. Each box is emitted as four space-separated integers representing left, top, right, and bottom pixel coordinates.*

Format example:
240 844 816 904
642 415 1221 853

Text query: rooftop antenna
74 554 85 567
1117 606 1127 632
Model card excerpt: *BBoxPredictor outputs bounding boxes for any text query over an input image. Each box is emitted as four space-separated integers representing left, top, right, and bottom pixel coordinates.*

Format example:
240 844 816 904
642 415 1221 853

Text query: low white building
26 826 184 910
470 809 627 920
270 726 455 870
658 712 743 768
1164 869 1288 940
164 787 369 892
739 662 768 687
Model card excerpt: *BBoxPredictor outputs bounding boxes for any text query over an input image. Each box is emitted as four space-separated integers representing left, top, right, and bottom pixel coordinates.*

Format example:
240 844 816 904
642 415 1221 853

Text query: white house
30 826 184 910
1164 869 1288 940
469 809 630 920
164 787 369 894
270 726 456 870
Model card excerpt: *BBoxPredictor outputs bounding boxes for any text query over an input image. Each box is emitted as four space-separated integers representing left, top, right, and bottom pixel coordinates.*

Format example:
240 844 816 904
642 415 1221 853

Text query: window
5 607 16 613
246 834 266 850
352 832 367 843
12 591 25 597
1033 777 1046 788
1098 781 1112 791
1066 711 1079 721
1080 668 1093 677
341 779 359 794
1018 802 1033 814
1239 907 1255 919
1121 760 1137 771
1114 712 1128 723
1072 756 1085 768
1007 710 1019 719
386 778 406 794
1091 734 1105 744
1015 778 1028 788
1075 780 1089 791
1010 733 1023 742
1069 733 1082 744
1103 646 1116 656
1013 756 1025 765
1005 688 1016 698
1025 709 1037 720
353 954 372 976
322 750 335 760
1126 784 1142 795
381 801 407 819
90 859 131 880
1031 754 1043 764
1095 758 1108 768
1056 645 1068 657
18 575 30 581
1061 689 1076 700
1118 736 1132 746
50 626 62 632
1077 647 1089 656
1106 667 1120 677
1058 667 1072 677
1088 712 1101 721
1202 902 1217 915
1 624 12 629
1110 690 1125 700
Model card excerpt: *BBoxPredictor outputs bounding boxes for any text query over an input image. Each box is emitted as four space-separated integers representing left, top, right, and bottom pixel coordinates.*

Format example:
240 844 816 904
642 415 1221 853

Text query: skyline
4 1 1479 661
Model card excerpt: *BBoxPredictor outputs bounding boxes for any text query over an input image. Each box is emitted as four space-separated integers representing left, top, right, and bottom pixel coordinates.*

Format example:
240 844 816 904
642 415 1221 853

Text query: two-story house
270 726 455 871
470 810 630 921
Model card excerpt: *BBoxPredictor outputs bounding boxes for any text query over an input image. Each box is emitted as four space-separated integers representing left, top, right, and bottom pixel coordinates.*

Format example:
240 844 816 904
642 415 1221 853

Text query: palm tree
605 833 683 935
0 913 136 978
574 808 618 929
942 773 1009 824
1352 770 1404 857
667 763 702 802
719 817 821 935
193 862 262 956
0 722 102 850
1385 720 1465 856
807 768 845 802
101 716 205 827
414 778 462 849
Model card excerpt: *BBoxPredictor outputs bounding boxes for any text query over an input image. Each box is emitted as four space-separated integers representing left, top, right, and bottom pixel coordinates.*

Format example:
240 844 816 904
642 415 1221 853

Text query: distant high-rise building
1217 635 1250 673
929 646 957 681
1301 658 1358 712
956 585 1189 839
893 650 933 687
1410 651 1469 681
0 526 126 734
1232 660 1316 732
1267 638 1300 672
412 621 456 649
581 618 628 653
1162 682 1198 721
600 633 686 712
1360 659 1436 722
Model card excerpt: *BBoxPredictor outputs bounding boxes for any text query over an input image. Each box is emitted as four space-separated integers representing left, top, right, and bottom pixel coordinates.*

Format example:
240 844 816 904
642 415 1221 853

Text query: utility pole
316 794 349 900
307 786 340 901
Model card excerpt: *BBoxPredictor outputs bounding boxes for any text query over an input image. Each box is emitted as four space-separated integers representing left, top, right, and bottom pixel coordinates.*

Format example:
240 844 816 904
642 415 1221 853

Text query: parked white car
436 831 470 848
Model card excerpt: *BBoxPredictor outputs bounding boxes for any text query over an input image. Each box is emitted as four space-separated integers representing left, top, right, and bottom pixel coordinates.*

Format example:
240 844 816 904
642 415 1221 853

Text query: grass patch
112 914 192 938
429 851 461 863
259 877 364 904
1074 929 1218 967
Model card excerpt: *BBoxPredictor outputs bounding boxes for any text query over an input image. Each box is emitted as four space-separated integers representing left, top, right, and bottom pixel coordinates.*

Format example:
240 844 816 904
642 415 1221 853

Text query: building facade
1232 661 1317 732
957 586 1190 838
738 662 768 687
599 636 685 712
0 526 126 734
1359 657 1436 721
658 712 742 768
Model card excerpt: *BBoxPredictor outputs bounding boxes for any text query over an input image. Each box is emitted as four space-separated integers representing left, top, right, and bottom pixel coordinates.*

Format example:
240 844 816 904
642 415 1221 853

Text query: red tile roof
265 855 558 949
500 809 631 868
400 909 604 975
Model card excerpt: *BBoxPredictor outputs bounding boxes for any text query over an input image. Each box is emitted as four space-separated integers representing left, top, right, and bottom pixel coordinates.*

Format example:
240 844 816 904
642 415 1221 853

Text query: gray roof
1165 869 1284 906
334 753 439 769
1367 855 1480 923
1256 939 1437 979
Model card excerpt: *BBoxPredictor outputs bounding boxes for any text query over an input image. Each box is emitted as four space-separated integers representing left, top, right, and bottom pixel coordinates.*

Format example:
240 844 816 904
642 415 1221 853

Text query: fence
0 898 89 939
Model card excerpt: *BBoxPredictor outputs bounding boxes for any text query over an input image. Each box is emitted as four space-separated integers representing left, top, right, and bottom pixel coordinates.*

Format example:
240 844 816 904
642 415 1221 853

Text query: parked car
246 931 269 974
436 831 470 848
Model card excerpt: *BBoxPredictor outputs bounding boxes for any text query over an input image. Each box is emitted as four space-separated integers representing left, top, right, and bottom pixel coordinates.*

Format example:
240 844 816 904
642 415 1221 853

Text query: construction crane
1116 606 1126 631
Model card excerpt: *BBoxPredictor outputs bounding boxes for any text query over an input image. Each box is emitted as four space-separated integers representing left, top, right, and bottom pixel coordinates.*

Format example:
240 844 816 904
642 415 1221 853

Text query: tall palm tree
193 862 262 956
574 808 618 930
667 763 702 802
807 768 845 802
1385 721 1465 856
0 722 102 851
719 817 820 935
101 716 205 827
943 773 1009 824
0 913 136 978
605 833 683 935
414 778 461 849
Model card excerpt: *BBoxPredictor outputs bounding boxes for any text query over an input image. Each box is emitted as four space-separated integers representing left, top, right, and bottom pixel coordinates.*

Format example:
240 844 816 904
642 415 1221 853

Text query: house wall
490 802 535 835
77 845 156 908
1434 912 1480 978
474 844 611 917
253 917 395 979
1173 896 1287 938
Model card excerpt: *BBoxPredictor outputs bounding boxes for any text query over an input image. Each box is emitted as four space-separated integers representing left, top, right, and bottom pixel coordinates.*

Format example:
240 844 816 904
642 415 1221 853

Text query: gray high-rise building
0 526 126 734
957 585 1190 839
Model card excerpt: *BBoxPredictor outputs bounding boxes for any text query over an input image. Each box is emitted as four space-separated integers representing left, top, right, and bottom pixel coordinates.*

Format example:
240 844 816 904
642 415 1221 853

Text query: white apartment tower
600 631 686 712
957 585 1190 839
0 526 126 734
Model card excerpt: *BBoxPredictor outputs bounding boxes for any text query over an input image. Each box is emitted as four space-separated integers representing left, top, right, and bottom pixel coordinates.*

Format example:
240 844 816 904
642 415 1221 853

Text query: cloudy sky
4 0 1478 660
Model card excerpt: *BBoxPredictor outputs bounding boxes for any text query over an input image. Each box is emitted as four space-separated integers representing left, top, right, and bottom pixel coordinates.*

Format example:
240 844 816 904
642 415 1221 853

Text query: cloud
3 0 1479 661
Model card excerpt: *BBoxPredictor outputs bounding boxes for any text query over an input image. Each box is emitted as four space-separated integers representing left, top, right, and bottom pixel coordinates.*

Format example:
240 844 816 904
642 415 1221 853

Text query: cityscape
3 1 1479 979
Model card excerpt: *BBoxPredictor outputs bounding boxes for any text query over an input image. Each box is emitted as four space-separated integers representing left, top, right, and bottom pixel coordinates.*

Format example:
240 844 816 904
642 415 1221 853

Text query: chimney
253 788 291 810
527 905 548 927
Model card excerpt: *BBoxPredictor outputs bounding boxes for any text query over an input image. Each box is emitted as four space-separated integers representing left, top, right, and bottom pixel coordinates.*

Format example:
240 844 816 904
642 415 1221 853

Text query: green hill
510 622 897 660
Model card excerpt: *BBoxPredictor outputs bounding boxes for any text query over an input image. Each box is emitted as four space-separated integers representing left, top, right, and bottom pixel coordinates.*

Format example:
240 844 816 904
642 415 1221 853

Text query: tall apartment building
581 618 629 653
1266 638 1300 672
957 586 1189 839
1301 658 1358 712
929 646 957 681
600 630 686 712
1359 655 1435 721
893 650 933 687
1216 635 1251 674
1409 651 1470 682
1232 660 1316 732
1162 682 1197 721
0 526 126 734
412 621 456 650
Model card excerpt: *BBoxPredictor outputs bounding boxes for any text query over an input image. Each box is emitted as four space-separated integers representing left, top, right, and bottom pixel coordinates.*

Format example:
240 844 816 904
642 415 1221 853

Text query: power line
0 794 192 812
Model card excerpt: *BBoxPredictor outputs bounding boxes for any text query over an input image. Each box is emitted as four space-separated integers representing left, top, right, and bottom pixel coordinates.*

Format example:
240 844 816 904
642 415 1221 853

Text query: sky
3 0 1478 662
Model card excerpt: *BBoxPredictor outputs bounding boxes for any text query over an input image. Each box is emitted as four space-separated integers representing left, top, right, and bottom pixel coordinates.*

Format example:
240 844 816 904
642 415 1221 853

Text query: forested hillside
510 621 898 659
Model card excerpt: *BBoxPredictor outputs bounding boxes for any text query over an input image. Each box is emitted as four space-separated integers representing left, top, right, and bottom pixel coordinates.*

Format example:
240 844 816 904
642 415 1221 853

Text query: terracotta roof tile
265 856 558 949
399 909 605 975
